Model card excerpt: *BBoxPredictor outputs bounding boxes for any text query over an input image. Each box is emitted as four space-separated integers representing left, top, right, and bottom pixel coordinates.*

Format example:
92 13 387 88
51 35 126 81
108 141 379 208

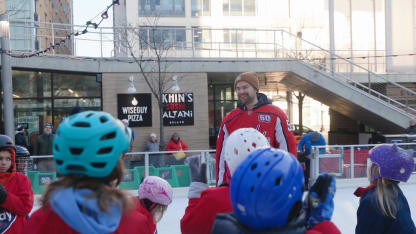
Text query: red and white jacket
215 93 297 185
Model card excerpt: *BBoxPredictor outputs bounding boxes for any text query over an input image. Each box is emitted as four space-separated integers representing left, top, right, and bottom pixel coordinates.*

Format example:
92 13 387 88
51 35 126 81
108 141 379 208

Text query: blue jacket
356 185 416 234
297 132 326 155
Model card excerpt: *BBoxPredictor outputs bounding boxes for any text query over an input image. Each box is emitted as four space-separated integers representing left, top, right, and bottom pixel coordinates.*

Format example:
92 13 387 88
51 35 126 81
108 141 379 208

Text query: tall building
112 0 416 146
114 0 416 74
0 0 73 54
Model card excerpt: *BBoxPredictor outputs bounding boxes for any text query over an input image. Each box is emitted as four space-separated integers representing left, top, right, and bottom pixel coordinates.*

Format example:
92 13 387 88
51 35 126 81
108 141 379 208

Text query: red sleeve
181 190 232 234
307 221 341 234
2 174 34 217
273 109 297 158
165 141 175 151
180 140 188 150
215 119 227 186
181 198 201 234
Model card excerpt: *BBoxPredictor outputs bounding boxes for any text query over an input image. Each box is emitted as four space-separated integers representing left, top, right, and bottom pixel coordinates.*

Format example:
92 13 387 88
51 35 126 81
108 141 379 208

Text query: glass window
140 27 186 49
14 99 52 146
193 27 212 49
230 0 242 16
139 0 185 16
244 0 255 16
53 98 101 126
223 0 230 14
13 70 51 98
53 73 101 97
192 0 211 16
223 0 255 16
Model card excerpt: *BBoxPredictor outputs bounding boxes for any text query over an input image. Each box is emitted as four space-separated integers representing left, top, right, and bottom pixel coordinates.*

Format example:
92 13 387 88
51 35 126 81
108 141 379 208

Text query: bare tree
119 15 180 148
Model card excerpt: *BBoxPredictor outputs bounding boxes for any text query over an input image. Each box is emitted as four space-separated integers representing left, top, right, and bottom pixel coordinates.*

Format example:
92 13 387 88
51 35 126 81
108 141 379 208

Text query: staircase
273 30 416 133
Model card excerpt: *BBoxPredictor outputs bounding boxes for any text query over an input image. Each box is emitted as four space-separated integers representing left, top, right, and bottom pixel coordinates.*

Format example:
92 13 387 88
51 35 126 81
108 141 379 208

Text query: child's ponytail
370 164 398 218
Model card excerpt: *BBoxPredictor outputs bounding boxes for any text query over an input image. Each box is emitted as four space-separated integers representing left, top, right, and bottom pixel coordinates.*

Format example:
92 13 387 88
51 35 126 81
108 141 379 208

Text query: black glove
185 155 207 184
297 151 307 163
0 184 7 203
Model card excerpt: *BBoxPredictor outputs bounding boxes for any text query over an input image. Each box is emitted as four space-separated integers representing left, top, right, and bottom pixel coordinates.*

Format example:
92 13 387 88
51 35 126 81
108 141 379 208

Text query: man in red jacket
181 128 270 234
216 72 296 185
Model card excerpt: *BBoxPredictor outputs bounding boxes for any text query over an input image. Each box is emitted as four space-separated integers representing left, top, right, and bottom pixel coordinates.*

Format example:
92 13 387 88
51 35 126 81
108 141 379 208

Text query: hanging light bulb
113 0 120 6
101 11 109 19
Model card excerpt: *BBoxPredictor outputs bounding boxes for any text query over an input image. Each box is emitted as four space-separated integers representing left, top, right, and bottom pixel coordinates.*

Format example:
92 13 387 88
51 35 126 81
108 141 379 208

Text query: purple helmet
369 144 414 182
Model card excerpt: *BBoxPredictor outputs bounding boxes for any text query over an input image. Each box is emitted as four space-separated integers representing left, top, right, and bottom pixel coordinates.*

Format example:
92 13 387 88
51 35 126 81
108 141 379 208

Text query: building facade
0 0 72 54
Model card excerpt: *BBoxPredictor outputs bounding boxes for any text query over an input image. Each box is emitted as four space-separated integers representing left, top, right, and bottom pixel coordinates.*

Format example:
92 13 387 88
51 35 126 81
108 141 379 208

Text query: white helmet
224 128 270 178
138 176 173 205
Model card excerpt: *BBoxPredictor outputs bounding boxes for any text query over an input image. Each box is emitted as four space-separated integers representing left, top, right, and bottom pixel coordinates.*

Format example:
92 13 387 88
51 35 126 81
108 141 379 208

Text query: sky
73 0 114 57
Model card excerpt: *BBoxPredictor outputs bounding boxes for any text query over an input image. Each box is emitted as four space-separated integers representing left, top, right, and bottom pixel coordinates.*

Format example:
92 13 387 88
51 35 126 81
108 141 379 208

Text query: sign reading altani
162 93 194 126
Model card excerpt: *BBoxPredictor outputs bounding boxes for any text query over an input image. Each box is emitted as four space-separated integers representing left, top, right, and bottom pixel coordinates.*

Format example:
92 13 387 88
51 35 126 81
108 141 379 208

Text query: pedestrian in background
33 123 55 172
405 120 416 134
297 131 326 188
145 133 161 167
15 125 27 148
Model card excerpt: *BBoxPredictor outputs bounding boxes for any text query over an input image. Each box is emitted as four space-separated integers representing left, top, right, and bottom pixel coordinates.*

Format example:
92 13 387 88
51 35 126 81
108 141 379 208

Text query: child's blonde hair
368 163 399 219
141 198 168 223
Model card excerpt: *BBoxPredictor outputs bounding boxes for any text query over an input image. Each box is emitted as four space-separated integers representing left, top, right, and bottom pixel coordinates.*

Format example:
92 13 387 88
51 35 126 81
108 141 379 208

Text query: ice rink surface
31 177 416 234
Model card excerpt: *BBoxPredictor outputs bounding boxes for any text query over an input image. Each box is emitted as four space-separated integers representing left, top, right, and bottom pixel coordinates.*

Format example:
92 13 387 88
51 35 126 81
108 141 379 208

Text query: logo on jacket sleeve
258 115 271 123
0 208 16 233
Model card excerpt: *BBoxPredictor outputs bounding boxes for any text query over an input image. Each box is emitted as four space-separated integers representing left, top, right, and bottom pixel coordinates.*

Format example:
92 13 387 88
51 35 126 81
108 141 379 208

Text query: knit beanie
234 72 259 92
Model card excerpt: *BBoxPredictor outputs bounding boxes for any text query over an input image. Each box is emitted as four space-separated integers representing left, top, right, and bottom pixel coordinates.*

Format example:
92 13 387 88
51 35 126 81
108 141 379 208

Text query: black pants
304 157 310 189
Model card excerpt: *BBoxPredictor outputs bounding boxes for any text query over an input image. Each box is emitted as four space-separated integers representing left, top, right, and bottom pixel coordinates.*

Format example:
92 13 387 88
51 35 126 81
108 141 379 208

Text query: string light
101 11 109 19
4 1 118 59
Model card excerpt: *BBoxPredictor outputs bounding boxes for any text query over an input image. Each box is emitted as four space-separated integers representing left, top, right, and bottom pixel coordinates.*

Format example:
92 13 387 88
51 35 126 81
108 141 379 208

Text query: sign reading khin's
117 93 152 127
163 93 194 126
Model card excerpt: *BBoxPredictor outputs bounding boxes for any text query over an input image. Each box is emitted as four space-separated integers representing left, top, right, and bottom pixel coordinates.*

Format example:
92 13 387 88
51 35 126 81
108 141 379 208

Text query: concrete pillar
0 14 14 139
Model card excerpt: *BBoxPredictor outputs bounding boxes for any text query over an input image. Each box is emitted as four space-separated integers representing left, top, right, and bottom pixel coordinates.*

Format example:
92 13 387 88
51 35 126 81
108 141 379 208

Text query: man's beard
239 94 255 106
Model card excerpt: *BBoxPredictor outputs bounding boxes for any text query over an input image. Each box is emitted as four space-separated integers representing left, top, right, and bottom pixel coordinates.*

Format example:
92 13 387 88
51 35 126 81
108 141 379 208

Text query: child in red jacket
181 128 270 234
23 111 144 234
0 135 33 234
135 176 173 234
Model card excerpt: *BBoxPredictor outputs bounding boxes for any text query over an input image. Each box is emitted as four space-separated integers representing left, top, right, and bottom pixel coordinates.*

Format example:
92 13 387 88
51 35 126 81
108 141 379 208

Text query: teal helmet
53 111 131 178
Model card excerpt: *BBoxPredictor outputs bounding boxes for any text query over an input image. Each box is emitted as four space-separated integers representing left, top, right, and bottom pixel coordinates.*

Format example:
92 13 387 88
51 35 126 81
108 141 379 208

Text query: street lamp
0 14 13 139
171 75 180 92
127 75 136 93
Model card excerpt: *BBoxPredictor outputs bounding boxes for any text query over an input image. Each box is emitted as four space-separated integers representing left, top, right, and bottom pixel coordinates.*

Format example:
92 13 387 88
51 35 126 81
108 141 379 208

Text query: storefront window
53 73 101 97
13 70 51 98
10 69 102 152
208 75 238 147
53 98 101 126
14 99 52 148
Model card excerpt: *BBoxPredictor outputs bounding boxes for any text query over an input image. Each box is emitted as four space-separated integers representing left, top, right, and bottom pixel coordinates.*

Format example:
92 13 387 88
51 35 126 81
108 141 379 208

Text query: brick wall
102 72 209 151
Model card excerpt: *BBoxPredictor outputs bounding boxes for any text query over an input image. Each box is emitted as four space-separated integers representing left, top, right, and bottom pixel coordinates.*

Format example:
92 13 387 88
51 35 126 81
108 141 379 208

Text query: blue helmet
230 148 304 230
53 111 131 178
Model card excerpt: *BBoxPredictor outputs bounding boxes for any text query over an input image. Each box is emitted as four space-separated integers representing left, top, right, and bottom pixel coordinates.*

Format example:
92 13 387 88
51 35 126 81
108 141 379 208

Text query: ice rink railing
310 143 416 185
29 149 218 184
